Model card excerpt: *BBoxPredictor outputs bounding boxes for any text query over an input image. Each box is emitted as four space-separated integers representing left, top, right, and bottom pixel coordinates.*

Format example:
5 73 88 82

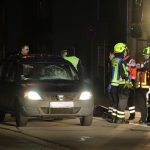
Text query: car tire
15 100 28 127
0 111 5 123
80 115 93 126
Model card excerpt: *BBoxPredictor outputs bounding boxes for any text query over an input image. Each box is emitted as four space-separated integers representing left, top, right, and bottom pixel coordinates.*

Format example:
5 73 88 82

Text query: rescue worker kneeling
109 43 132 123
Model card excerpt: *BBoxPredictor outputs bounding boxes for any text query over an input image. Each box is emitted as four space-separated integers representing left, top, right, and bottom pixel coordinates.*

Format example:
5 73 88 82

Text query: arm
120 61 128 81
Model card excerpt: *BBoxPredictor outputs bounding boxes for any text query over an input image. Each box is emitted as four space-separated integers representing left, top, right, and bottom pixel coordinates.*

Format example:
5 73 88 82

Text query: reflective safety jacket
136 59 150 89
64 56 79 70
111 57 129 86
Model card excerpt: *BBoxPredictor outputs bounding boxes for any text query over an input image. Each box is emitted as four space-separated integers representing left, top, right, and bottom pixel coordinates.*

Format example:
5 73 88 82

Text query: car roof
9 54 70 64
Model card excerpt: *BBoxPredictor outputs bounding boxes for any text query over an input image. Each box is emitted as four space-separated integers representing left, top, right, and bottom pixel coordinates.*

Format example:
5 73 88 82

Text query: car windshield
20 63 79 81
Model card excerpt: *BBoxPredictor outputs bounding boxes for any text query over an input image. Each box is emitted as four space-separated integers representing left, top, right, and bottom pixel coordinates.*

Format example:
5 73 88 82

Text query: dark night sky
0 0 127 78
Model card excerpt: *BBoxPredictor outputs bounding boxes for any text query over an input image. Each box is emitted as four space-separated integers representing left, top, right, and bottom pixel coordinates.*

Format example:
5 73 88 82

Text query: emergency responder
61 49 84 77
109 42 131 123
123 48 137 120
136 47 150 124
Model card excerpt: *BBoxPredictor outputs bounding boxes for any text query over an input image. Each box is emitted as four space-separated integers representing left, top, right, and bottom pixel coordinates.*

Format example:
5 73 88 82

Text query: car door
0 59 18 111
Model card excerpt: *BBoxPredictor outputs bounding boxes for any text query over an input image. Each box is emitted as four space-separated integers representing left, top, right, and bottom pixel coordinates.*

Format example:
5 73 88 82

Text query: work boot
139 119 146 124
107 116 116 123
116 118 129 124
146 119 150 126
128 113 135 120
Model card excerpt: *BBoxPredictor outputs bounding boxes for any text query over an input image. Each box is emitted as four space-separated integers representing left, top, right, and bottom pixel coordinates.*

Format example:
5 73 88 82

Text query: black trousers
110 85 128 111
109 85 119 109
136 89 150 122
128 88 135 108
118 86 129 112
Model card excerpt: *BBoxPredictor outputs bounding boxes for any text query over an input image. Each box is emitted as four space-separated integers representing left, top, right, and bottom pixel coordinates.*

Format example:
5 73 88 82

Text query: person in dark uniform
123 48 137 120
18 45 30 58
136 47 150 124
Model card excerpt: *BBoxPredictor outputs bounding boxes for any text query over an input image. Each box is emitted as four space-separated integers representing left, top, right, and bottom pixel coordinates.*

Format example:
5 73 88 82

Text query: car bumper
21 100 94 117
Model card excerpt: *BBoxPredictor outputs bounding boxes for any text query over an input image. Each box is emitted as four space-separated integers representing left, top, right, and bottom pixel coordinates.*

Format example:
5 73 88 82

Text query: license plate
50 102 74 108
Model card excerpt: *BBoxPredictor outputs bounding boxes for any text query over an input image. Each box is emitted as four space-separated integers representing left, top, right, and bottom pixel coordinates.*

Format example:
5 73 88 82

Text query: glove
124 82 133 89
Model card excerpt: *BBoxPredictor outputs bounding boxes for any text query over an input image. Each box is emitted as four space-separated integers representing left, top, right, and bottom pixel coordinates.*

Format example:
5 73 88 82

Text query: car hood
21 80 86 93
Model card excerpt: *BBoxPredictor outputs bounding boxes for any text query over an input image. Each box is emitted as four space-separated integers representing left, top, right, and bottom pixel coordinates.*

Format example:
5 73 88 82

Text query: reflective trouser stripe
108 107 113 113
129 106 135 110
117 110 125 118
129 106 135 114
117 110 125 115
117 114 125 118
112 113 117 116
112 109 117 116
130 110 135 113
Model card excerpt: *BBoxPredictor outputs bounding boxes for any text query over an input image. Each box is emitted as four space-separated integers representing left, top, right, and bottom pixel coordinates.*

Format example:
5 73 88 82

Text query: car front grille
43 94 78 101
41 107 81 114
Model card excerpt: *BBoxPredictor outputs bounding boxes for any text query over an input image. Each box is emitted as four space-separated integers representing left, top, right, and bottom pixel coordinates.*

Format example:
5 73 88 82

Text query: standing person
109 43 131 123
136 47 150 124
123 48 137 120
61 49 84 77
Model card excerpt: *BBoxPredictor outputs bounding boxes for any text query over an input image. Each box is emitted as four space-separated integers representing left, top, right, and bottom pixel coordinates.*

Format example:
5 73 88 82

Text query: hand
136 63 140 69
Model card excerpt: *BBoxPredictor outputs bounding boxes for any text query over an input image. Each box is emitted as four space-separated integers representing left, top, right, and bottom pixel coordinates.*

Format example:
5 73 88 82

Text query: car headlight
79 91 92 100
24 91 42 100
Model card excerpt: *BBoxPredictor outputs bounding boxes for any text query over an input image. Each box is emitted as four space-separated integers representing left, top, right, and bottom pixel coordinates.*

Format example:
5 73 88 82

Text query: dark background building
0 0 127 98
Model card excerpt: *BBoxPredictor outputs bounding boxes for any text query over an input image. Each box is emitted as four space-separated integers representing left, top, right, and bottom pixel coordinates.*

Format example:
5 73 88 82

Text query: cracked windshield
21 64 79 81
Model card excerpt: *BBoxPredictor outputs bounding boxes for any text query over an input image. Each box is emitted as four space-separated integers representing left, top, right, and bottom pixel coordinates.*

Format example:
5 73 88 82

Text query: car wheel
0 111 5 123
15 100 28 127
80 115 93 126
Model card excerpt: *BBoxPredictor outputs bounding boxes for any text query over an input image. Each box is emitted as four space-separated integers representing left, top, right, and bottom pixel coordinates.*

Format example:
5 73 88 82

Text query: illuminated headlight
24 91 42 100
79 91 92 100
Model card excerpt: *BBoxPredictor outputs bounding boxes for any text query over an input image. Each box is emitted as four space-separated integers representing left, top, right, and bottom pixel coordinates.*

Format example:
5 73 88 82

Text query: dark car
0 54 94 127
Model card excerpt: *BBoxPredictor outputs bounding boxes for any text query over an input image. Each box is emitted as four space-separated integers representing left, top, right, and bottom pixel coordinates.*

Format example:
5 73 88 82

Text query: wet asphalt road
0 114 150 150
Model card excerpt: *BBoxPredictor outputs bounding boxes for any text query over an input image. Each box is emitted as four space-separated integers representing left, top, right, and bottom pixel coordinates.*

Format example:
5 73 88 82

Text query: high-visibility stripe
129 106 135 110
136 85 149 88
112 109 117 112
108 107 113 113
111 83 119 86
108 110 112 113
136 71 149 88
112 113 117 116
129 110 135 113
117 115 125 118
108 107 113 110
117 110 125 115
